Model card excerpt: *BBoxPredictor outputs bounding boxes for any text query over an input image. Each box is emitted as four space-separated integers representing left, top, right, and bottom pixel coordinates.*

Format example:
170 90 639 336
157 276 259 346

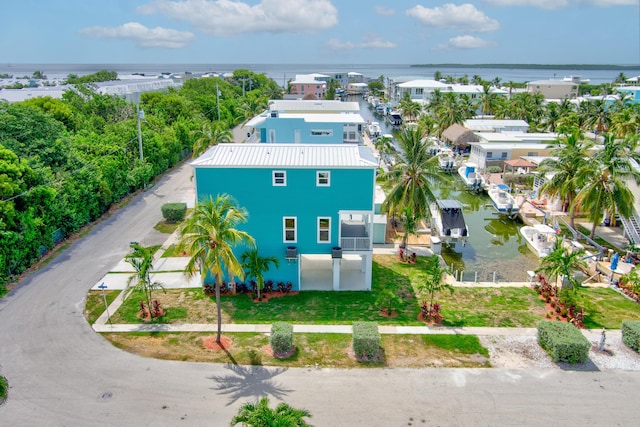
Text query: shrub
621 321 640 352
161 202 187 223
486 165 502 174
352 321 380 360
375 288 402 315
0 374 7 405
270 322 293 357
537 320 590 364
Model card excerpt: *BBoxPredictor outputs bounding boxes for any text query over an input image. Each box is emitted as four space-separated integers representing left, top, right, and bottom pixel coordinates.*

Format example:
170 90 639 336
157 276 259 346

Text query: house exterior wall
527 81 578 99
193 166 375 288
290 83 327 99
256 117 345 144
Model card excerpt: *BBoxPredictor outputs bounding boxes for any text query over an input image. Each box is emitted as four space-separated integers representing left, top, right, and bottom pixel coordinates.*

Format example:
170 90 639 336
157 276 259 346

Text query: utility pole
136 104 144 161
216 81 221 122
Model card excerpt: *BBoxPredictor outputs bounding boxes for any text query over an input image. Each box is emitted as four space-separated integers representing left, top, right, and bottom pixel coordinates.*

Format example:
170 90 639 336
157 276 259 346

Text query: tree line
0 69 282 294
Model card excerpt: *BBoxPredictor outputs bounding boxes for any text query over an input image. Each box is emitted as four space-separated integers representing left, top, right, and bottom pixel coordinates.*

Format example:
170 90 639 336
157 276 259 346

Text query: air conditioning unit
286 246 297 259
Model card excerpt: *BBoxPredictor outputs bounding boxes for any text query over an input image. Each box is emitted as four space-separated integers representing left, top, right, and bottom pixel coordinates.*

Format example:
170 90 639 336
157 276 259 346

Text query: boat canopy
436 200 467 235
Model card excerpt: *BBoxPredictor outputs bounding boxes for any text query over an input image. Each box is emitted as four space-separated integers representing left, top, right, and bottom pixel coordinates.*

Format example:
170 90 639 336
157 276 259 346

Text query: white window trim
272 170 286 186
283 216 297 243
317 217 331 244
316 170 330 187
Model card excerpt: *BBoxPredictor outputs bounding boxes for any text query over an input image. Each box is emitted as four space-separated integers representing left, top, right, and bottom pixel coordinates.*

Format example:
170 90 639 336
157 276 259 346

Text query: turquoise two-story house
192 143 378 291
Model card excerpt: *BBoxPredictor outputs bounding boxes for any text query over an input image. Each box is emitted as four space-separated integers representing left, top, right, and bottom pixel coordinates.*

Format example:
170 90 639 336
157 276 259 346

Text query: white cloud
440 35 497 49
406 3 500 32
138 0 338 35
374 5 395 15
483 0 636 9
79 22 195 48
328 35 396 50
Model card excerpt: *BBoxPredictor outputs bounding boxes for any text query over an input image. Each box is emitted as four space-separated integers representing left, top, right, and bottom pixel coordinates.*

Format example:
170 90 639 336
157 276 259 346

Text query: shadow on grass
209 364 292 406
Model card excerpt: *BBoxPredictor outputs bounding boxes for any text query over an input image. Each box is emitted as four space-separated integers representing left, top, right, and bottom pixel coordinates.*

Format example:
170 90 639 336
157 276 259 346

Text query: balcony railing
341 237 371 251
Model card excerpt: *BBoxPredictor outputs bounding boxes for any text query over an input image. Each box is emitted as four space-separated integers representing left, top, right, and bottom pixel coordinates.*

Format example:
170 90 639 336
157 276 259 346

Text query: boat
458 162 486 192
487 184 519 216
436 148 456 173
429 200 469 253
520 224 558 257
366 121 381 140
387 111 403 128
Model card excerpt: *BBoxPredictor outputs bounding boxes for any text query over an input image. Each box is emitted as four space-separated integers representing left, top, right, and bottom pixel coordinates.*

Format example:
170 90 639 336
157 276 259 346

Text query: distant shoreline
411 64 640 70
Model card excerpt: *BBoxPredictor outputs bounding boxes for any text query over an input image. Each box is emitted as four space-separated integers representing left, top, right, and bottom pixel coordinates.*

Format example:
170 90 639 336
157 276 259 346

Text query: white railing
341 237 371 251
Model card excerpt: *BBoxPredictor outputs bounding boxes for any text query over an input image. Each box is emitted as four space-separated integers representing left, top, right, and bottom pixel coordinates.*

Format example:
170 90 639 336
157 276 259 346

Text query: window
283 217 297 242
318 217 330 243
501 152 508 159
486 151 493 158
317 171 330 186
311 129 333 137
527 152 538 156
273 170 286 186
416 88 424 95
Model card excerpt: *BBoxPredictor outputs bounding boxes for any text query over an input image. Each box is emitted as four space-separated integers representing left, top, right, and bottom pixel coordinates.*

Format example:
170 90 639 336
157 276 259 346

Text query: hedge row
537 320 590 364
352 321 381 360
622 321 640 353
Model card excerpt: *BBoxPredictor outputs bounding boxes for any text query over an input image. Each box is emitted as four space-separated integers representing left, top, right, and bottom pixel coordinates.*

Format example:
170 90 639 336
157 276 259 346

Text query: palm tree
535 237 587 291
538 129 593 228
573 134 640 238
231 396 312 427
379 127 443 221
478 84 498 116
191 121 233 157
241 248 279 301
125 243 165 319
421 254 454 309
178 194 255 343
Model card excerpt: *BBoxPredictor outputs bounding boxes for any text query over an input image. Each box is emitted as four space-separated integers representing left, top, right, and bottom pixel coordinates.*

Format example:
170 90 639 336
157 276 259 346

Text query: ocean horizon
2 63 639 85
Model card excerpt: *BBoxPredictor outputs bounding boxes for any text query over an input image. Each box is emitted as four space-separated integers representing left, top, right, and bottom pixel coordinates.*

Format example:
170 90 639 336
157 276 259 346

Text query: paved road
1 161 640 427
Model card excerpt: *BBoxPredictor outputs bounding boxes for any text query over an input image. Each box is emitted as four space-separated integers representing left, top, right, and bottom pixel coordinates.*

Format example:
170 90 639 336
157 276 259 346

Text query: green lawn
101 255 640 329
576 287 640 329
85 290 121 324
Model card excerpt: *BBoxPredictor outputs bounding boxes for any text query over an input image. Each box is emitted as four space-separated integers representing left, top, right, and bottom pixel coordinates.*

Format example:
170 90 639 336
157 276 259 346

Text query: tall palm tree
178 194 255 343
580 99 611 136
538 129 593 228
535 237 587 291
379 127 443 222
434 93 466 136
125 243 165 319
573 134 640 238
610 103 640 138
241 248 279 301
478 84 498 116
231 396 312 427
191 121 233 157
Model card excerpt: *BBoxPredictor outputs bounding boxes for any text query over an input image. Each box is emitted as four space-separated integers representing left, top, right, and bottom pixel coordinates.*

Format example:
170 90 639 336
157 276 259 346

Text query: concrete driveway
1 161 640 426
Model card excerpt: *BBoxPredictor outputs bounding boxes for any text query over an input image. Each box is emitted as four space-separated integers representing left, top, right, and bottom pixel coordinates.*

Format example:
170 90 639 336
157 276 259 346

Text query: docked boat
487 184 519 216
387 111 403 128
429 200 469 253
437 148 456 173
366 121 381 140
458 162 486 192
520 224 557 257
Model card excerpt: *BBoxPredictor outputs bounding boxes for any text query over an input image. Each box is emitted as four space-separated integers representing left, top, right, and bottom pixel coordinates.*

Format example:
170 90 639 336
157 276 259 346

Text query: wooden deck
385 217 431 246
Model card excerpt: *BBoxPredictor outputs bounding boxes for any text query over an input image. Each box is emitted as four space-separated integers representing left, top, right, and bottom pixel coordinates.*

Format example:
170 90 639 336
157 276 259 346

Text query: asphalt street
1 160 640 427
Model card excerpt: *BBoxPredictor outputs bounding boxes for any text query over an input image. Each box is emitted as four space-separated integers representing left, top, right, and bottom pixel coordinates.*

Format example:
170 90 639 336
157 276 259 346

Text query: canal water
358 98 540 282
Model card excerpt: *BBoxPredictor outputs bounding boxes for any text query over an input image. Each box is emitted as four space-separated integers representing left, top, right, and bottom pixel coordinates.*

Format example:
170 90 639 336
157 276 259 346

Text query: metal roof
192 144 378 168
268 100 360 112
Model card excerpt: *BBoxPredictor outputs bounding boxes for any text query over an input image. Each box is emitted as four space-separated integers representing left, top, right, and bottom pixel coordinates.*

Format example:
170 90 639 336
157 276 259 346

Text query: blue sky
1 0 639 65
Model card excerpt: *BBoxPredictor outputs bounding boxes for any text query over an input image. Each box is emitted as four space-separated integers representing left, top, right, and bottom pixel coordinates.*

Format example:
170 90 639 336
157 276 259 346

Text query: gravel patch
479 332 640 371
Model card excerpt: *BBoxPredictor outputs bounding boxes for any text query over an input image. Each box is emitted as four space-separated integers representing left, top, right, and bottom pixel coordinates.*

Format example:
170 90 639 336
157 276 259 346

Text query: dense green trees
0 69 280 289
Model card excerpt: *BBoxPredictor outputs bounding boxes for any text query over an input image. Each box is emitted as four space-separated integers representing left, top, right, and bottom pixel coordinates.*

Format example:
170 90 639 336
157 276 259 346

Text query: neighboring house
289 74 327 99
394 79 507 105
468 132 558 168
615 86 640 103
526 79 578 100
463 119 529 133
245 100 366 144
267 99 360 114
192 143 379 291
